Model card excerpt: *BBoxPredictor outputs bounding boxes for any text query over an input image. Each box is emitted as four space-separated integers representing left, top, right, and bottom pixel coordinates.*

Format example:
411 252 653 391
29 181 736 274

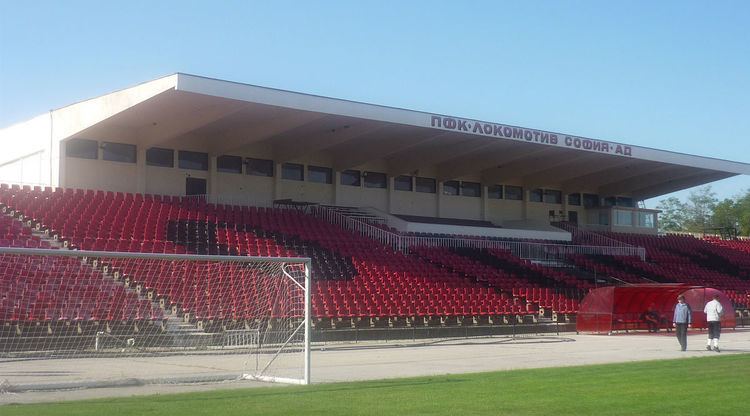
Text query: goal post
0 247 311 389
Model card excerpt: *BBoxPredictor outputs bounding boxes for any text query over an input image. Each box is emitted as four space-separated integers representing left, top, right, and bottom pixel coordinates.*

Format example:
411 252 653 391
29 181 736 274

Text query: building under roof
2 73 749 238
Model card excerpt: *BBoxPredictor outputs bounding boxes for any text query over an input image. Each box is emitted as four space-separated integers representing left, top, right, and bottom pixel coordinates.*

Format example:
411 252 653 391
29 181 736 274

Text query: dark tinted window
246 158 274 177
102 142 136 163
443 180 459 196
544 189 562 204
530 188 543 202
217 155 243 174
583 193 600 208
415 177 436 193
341 170 361 186
568 193 581 206
146 147 174 167
617 196 635 208
394 175 412 191
363 171 387 189
281 163 304 181
505 185 523 200
488 185 503 199
66 139 98 159
603 196 616 207
178 150 208 171
461 181 481 197
308 165 332 184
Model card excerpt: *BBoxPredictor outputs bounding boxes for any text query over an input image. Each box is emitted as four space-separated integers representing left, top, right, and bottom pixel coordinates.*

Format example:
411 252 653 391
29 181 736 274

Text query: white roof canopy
50 73 750 200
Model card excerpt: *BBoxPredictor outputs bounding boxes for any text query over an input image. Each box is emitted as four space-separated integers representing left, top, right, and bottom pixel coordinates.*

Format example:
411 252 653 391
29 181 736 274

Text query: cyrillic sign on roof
429 115 632 157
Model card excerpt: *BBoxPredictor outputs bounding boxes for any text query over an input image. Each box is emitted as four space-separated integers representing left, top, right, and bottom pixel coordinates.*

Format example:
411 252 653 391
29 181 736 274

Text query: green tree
712 198 740 236
708 189 750 236
682 186 718 233
733 189 750 236
656 196 687 232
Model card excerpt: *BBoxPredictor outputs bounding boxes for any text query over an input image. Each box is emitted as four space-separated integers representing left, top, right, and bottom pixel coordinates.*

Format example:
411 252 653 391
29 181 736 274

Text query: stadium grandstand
1 73 750 387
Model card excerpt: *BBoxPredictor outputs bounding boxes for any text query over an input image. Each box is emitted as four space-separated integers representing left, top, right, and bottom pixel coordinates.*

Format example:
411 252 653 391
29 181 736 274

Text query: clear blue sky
1 1 748 207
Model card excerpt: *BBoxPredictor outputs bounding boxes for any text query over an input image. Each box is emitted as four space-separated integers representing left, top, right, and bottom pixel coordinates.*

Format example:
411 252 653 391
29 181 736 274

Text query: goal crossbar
0 247 312 386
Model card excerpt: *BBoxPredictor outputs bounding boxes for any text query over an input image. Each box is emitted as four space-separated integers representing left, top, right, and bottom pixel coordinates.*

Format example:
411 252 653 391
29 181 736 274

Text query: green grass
3 354 749 416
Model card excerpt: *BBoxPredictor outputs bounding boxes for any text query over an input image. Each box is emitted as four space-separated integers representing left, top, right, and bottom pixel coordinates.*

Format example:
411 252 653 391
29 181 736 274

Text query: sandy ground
1 328 749 405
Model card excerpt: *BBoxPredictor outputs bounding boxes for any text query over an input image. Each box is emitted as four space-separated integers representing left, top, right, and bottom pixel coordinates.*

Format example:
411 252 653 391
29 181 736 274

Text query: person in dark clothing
642 304 660 332
673 294 692 351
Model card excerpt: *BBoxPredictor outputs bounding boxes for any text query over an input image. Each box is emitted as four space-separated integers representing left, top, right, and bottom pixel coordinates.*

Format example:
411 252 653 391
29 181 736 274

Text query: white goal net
0 247 311 391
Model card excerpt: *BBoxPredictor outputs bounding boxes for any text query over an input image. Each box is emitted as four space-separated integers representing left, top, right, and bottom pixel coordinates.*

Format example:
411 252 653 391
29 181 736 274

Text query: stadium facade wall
0 114 52 186
0 146 592 230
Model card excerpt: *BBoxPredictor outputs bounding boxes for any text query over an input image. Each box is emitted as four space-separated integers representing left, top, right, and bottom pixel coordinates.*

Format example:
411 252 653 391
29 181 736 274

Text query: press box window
617 196 635 208
308 165 332 184
101 142 136 163
583 193 600 208
543 189 562 204
488 185 503 199
505 185 523 201
415 177 436 193
638 212 655 228
394 175 413 191
146 147 174 167
178 150 209 171
66 139 98 159
341 170 361 186
530 189 543 203
281 163 304 181
363 171 387 189
568 193 581 206
443 180 459 196
461 181 481 197
217 155 243 174
246 158 273 177
614 209 633 226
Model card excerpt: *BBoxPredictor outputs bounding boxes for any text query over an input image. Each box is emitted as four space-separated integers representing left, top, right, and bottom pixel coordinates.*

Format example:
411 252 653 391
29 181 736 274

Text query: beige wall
440 195 482 220
278 179 334 205
338 185 388 211
65 157 138 193
56 150 644 229
391 190 438 217
526 202 564 221
485 199 524 223
144 166 205 196
214 172 275 206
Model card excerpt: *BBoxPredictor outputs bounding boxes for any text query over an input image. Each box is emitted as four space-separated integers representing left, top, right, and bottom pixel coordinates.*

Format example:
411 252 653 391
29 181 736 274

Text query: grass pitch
2 354 748 416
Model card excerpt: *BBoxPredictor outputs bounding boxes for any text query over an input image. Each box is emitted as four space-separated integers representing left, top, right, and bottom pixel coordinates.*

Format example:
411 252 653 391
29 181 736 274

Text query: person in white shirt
703 294 724 352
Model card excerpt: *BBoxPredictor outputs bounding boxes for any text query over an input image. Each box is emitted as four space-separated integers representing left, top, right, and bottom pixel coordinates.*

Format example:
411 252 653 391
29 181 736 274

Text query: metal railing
553 221 635 248
312 205 646 261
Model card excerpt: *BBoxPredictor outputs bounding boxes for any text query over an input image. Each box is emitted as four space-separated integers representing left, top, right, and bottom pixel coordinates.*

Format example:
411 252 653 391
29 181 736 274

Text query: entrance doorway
186 177 207 195
568 211 578 225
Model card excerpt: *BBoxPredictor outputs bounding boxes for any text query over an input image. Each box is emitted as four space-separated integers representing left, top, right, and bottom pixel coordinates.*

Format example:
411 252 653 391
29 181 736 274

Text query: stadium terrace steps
591 231 750 308
2 183 748 329
1 186 538 326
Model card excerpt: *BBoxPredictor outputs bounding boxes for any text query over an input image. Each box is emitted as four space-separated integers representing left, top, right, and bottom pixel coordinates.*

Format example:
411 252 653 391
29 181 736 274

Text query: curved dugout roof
47 73 750 200
577 284 736 333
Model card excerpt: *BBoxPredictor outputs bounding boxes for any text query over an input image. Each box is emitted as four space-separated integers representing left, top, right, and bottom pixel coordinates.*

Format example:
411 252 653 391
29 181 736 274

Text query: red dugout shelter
576 284 736 334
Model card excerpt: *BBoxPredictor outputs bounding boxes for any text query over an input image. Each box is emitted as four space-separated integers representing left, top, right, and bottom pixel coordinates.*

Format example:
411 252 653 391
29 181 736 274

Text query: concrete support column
136 147 147 194
56 143 66 188
333 171 342 205
522 189 530 220
481 185 488 221
387 176 395 214
273 163 283 201
208 156 218 197
437 181 444 218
